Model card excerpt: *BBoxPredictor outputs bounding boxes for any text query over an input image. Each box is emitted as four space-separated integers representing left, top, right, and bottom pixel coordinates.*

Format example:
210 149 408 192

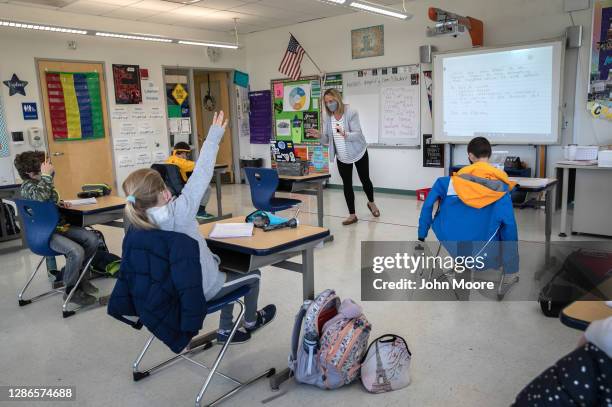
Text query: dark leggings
336 150 374 215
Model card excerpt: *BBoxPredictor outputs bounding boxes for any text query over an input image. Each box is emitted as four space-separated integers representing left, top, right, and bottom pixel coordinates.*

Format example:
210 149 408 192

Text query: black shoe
63 289 96 306
217 328 251 345
80 280 99 295
244 305 277 334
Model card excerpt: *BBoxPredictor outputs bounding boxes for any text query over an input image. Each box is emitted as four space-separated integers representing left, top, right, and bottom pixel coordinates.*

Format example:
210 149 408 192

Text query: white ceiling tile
60 0 119 14
102 6 160 18
195 0 249 10
86 0 140 6
169 4 217 17
129 0 183 11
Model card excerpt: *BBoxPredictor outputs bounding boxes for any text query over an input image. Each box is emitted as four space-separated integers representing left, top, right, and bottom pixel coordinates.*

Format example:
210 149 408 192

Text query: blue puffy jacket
418 176 519 274
107 229 207 353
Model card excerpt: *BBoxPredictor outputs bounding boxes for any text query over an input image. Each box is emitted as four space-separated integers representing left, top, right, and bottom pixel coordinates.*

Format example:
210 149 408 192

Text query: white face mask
147 204 171 225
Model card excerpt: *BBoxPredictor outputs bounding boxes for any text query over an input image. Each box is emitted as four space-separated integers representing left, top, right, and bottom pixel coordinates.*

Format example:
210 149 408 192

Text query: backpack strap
289 300 311 371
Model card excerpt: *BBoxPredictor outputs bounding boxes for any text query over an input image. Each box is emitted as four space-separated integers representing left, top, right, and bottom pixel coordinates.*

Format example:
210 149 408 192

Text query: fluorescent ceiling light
0 19 239 49
0 20 87 34
349 1 410 19
96 32 172 42
177 40 239 49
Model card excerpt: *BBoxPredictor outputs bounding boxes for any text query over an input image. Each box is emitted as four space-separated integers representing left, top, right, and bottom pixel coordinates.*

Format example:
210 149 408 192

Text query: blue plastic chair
244 167 301 213
117 230 275 407
15 199 96 317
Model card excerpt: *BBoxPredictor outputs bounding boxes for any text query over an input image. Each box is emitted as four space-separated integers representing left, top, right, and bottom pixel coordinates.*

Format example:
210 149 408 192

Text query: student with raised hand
121 111 276 344
307 88 380 225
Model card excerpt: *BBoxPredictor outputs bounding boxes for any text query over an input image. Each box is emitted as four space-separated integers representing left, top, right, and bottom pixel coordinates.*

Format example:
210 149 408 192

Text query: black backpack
0 203 20 237
87 228 121 278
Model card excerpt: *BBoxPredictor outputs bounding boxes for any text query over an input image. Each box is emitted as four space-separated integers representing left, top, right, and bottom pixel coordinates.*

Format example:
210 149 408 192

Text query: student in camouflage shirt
14 151 100 306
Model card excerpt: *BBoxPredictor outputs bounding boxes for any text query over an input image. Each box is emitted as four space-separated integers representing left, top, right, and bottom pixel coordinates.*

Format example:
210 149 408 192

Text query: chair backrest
151 164 185 197
244 167 279 211
14 199 60 257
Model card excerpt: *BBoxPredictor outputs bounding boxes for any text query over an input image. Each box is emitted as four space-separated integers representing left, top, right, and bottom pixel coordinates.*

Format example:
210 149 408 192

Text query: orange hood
451 162 516 209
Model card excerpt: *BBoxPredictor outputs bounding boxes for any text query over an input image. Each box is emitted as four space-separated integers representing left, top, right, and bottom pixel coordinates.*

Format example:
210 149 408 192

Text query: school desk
278 173 331 235
556 164 612 238
560 279 612 331
0 184 26 252
60 195 125 228
197 216 331 390
509 177 558 243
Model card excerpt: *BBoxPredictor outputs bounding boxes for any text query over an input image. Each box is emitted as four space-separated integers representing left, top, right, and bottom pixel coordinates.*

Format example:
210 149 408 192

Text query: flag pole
290 32 324 76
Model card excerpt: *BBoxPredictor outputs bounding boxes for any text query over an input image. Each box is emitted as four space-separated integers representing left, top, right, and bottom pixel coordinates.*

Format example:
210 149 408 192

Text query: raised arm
172 111 227 221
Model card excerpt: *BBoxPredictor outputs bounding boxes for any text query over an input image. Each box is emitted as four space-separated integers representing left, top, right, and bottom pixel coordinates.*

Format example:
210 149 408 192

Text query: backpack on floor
361 335 412 394
289 289 371 389
87 228 121 277
539 249 612 317
0 202 20 237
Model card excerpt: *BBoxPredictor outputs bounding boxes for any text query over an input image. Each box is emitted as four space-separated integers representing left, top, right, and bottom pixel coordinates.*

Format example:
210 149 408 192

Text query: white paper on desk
209 223 254 239
509 177 553 188
65 197 97 206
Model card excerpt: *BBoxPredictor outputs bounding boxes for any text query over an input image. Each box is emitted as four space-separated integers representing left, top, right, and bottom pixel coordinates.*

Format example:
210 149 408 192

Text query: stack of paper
64 198 97 206
209 223 254 239
557 160 598 166
509 177 554 188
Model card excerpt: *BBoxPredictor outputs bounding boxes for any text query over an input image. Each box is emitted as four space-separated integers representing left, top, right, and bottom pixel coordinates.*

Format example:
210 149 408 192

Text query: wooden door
194 71 233 182
37 60 115 199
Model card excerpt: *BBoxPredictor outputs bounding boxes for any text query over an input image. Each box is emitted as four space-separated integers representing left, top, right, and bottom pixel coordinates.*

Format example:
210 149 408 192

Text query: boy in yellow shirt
165 142 212 217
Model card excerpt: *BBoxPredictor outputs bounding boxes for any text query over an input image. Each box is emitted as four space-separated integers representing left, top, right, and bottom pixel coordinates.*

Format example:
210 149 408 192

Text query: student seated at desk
14 151 101 306
166 141 212 218
122 112 276 344
418 137 520 288
513 316 612 406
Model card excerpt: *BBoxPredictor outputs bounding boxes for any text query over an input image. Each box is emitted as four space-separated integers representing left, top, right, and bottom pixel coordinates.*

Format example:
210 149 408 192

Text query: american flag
279 35 305 80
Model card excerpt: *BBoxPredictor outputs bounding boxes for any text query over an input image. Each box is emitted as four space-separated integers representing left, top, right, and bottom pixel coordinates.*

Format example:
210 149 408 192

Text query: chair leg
195 300 275 407
132 334 215 382
62 253 96 318
18 257 62 306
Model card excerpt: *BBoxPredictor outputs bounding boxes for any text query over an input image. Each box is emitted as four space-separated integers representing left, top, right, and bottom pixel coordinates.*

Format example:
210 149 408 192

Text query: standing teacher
307 89 380 225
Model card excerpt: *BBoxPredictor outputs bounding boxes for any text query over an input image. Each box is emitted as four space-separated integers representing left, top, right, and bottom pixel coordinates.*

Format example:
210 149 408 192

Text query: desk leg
544 187 553 268
302 247 315 301
215 171 223 217
315 182 324 228
559 168 569 237
270 247 316 391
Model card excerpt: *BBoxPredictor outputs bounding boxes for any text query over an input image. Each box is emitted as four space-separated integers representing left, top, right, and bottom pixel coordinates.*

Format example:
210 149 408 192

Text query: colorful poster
302 111 319 139
271 140 296 162
0 91 9 158
46 72 105 141
423 70 433 116
308 145 329 174
273 83 284 98
112 64 142 104
249 90 273 144
588 0 612 121
276 119 291 136
283 83 311 112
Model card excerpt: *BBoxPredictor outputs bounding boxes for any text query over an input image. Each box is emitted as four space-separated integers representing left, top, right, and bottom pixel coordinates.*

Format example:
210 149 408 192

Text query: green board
271 77 321 145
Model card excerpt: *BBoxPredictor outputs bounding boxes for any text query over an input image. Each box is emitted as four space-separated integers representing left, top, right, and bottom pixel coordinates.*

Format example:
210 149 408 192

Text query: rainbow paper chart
46 72 105 140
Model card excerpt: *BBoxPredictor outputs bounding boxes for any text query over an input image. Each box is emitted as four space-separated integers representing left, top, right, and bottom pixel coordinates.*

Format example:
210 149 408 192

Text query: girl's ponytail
122 168 166 230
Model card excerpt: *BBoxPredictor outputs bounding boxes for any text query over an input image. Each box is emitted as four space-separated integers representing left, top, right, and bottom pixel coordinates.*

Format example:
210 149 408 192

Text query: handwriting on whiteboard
380 86 418 139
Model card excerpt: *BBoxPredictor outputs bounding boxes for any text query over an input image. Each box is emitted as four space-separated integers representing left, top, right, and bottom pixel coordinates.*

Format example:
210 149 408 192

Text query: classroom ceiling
2 0 403 34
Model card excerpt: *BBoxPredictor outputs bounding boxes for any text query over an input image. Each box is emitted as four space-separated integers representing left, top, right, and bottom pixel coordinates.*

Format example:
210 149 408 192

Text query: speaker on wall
420 45 436 64
566 25 583 48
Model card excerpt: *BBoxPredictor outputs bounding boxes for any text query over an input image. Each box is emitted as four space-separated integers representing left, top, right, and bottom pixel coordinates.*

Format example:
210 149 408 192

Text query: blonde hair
323 88 345 116
122 168 166 230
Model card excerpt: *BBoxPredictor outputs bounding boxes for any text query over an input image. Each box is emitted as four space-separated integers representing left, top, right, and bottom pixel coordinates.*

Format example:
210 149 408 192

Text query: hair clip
126 195 136 204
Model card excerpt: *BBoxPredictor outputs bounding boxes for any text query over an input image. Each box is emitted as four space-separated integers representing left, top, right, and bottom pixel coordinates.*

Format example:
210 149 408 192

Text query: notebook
209 223 254 239
64 198 97 206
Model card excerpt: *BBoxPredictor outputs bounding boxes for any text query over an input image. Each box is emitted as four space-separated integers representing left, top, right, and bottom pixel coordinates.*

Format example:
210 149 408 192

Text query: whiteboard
326 65 421 146
432 40 564 145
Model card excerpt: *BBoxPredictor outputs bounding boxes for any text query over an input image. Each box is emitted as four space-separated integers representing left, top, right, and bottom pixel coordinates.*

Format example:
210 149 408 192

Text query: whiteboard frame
324 64 421 147
431 38 565 145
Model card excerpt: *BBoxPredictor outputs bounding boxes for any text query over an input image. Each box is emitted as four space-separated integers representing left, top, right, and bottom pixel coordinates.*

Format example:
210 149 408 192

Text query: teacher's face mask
326 101 338 112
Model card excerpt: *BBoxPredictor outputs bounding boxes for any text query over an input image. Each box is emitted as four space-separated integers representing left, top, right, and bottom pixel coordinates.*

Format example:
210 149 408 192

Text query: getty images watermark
360 240 612 302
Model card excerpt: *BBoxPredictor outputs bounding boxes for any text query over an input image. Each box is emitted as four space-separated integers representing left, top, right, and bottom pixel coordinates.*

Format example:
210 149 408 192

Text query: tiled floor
0 184 601 407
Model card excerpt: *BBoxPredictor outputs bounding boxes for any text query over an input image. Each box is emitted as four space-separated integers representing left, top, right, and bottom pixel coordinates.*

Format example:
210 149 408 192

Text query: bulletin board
45 71 105 141
322 65 421 147
271 76 321 144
